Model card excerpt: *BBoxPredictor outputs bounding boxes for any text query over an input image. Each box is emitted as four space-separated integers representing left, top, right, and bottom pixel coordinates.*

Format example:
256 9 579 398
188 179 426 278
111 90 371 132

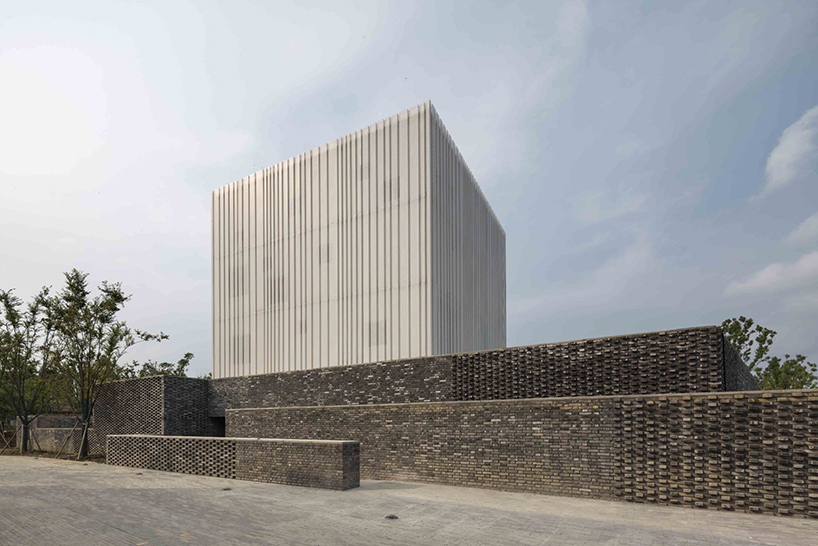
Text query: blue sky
2 0 817 377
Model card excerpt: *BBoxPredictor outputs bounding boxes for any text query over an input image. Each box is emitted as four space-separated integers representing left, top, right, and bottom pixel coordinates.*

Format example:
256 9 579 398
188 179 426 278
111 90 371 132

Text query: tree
46 269 165 457
116 352 194 379
0 288 57 452
720 316 776 374
757 354 818 390
722 316 817 390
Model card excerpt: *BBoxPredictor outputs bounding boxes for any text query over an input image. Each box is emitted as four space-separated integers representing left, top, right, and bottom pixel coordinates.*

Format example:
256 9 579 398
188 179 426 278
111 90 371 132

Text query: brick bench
106 435 359 490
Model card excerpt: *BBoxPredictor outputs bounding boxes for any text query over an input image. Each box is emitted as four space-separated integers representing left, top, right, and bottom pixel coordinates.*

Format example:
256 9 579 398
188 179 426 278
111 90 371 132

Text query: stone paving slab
0 456 816 546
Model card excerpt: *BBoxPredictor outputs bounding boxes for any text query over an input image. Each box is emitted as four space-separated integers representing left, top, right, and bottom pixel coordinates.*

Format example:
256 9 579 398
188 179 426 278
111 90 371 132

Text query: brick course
226 390 818 518
106 435 359 490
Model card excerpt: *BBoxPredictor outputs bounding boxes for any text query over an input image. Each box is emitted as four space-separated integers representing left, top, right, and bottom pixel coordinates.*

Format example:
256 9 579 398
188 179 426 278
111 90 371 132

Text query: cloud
512 231 683 318
725 251 818 296
761 104 818 195
575 191 645 224
785 212 818 246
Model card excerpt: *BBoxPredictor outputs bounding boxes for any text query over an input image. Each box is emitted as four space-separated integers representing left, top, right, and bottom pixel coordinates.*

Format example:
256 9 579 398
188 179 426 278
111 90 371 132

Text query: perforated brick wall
210 326 752 415
451 326 739 400
106 435 359 490
93 376 218 448
95 376 164 438
226 390 818 518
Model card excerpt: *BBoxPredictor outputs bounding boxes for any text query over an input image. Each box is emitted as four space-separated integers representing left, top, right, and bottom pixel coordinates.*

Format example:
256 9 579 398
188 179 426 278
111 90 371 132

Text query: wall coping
225 388 818 413
107 434 358 445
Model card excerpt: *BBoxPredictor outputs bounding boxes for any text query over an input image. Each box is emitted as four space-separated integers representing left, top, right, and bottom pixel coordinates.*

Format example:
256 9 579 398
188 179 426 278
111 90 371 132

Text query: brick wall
95 376 165 438
226 390 818 518
451 326 729 400
210 326 746 415
94 376 217 439
163 377 213 435
209 357 453 416
106 435 360 490
723 338 760 391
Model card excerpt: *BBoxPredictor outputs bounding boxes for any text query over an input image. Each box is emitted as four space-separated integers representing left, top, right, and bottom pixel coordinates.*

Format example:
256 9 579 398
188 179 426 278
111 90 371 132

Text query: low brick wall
106 435 360 490
227 390 818 518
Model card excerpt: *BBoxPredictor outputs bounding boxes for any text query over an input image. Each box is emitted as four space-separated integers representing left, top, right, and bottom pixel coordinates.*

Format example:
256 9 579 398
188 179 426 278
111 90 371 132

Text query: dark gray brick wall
106 435 359 490
451 326 728 400
89 326 759 456
94 376 216 438
723 338 760 391
209 357 453 417
210 326 750 415
226 390 818 518
163 377 213 436
95 376 165 438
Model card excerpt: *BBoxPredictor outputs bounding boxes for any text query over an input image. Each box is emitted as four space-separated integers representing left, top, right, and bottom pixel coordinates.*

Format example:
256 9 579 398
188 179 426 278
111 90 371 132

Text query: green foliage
117 352 194 379
0 374 17 425
720 316 776 373
0 269 195 456
0 288 58 451
757 354 818 390
722 316 817 390
45 269 166 456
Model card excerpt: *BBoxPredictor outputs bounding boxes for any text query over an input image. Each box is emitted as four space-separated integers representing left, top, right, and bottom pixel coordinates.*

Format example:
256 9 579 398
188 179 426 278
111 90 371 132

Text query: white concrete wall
213 101 504 379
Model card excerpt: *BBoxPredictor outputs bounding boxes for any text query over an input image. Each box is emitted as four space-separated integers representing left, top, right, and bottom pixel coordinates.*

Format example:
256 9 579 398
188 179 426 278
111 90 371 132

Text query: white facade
212 101 505 379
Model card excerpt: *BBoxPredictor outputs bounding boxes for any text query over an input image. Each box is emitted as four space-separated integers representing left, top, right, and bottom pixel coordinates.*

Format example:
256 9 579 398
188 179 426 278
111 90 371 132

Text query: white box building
212 101 505 379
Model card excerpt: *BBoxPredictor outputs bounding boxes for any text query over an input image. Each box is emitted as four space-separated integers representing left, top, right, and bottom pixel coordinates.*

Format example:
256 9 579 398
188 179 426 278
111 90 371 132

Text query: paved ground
1 457 816 546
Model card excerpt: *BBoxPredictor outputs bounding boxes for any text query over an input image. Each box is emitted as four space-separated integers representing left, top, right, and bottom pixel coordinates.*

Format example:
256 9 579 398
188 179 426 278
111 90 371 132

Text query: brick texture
163 377 213 435
94 376 218 439
226 390 818 518
209 357 453 416
452 326 754 400
210 326 749 415
95 376 165 437
723 338 760 391
106 435 359 490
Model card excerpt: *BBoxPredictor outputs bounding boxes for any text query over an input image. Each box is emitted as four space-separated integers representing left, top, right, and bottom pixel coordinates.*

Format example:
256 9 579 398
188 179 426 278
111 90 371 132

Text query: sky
2 0 817 377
